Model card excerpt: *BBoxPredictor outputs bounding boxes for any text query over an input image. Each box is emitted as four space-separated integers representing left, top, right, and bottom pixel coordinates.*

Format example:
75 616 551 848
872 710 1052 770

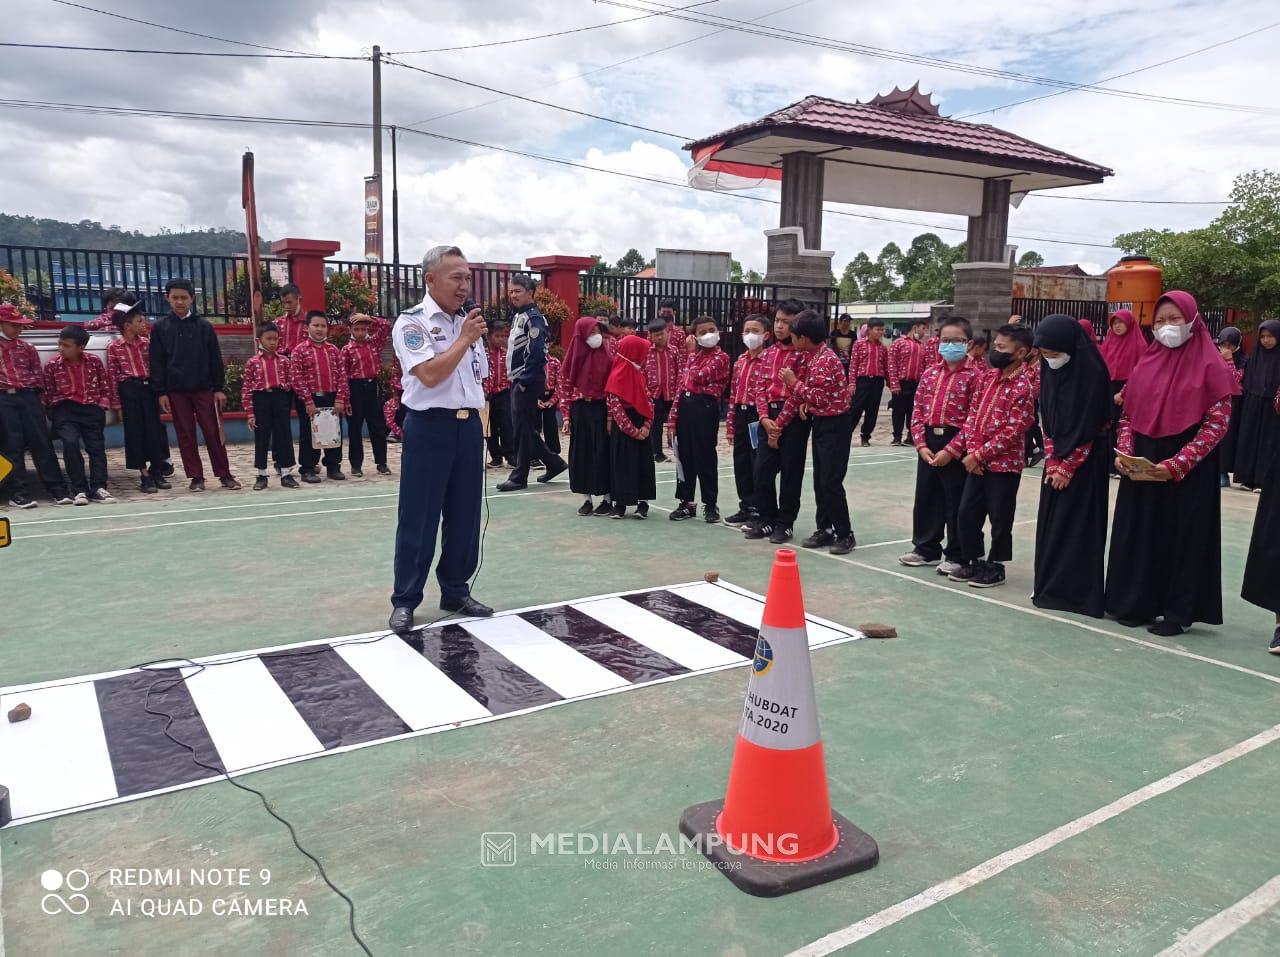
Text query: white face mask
1045 354 1072 370
1154 323 1192 349
697 331 720 348
586 333 604 350
742 331 764 351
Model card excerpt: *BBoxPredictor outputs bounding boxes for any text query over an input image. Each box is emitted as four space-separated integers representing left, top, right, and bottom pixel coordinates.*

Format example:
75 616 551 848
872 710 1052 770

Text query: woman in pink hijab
1104 291 1241 636
1100 309 1148 474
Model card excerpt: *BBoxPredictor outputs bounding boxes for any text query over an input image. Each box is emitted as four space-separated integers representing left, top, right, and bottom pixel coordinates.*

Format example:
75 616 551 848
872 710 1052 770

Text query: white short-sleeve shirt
393 294 489 411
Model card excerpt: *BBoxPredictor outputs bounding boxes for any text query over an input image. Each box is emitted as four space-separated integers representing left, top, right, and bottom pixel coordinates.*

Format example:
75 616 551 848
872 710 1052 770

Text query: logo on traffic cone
680 548 878 896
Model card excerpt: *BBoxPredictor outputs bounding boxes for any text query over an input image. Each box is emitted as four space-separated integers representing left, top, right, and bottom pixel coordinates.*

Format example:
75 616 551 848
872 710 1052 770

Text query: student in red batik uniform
777 310 855 554
384 355 404 441
290 310 349 482
540 347 563 458
242 322 299 490
482 319 515 468
107 297 171 492
749 300 810 544
275 283 316 465
899 316 981 575
0 305 71 508
667 316 730 523
44 325 114 504
643 317 683 463
723 315 770 527
949 323 1037 588
84 288 126 331
560 316 613 515
888 318 928 445
1106 291 1240 636
343 313 393 476
605 335 656 519
848 318 889 446
922 328 941 370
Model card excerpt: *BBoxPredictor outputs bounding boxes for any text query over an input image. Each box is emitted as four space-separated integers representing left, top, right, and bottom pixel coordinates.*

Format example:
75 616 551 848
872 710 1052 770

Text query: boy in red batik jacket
342 313 393 477
848 317 890 446
778 310 855 554
290 310 349 482
108 297 171 493
723 314 770 528
242 322 299 490
0 305 71 508
749 299 810 545
667 316 730 523
888 318 928 445
44 325 114 504
483 319 515 468
539 346 563 460
948 323 1037 589
384 354 404 442
899 316 981 576
643 318 682 463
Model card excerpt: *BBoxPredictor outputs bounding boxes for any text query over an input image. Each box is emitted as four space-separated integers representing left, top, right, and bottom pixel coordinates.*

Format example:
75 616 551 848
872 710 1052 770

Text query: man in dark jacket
149 278 241 491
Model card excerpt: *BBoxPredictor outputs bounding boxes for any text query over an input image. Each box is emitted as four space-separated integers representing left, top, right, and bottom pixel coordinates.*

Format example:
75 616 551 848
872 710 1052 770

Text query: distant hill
0 214 272 256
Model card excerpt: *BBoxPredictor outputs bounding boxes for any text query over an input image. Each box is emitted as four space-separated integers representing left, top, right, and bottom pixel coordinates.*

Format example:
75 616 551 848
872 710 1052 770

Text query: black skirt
1033 438 1109 617
1219 393 1243 474
1241 434 1280 614
1230 393 1280 488
1104 423 1223 627
568 399 610 496
609 406 656 506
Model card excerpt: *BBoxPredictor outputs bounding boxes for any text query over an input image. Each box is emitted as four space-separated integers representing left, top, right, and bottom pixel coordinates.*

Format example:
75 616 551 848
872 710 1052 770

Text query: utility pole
372 45 383 182
390 125 400 268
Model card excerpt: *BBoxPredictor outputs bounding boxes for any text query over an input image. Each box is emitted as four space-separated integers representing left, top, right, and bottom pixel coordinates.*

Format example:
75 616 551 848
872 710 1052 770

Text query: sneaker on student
350 468 363 478
592 500 613 516
281 474 300 489
743 522 773 540
140 476 158 494
73 492 89 506
936 560 964 576
801 529 836 549
948 561 980 583
8 493 37 509
970 561 1006 588
723 508 752 527
829 535 856 556
90 488 116 503
152 473 171 490
253 476 269 490
668 502 697 521
703 505 721 524
635 501 649 519
577 499 595 517
53 494 74 506
220 476 243 490
301 470 321 484
376 464 392 475
898 552 940 567
190 478 206 492
1269 627 1280 655
769 526 793 545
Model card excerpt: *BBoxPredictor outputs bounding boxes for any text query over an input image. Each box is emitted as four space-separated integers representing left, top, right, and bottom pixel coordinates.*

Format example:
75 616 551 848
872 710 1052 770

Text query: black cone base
679 799 878 897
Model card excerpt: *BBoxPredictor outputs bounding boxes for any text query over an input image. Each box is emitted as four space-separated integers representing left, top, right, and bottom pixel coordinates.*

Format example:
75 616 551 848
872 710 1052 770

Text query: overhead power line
0 41 365 60
46 0 315 56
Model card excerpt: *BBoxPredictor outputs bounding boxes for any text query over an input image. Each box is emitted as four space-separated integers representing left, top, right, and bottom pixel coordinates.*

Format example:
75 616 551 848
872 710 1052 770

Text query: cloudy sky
1 0 1277 275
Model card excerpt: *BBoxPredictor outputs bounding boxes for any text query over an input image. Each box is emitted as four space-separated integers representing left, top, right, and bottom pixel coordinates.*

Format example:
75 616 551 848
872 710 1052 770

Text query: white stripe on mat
335 636 492 730
460 616 632 698
574 597 748 671
670 581 851 646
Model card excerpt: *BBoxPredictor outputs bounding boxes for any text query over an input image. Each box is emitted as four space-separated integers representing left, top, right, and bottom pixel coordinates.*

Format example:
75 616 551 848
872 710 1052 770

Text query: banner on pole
364 175 383 263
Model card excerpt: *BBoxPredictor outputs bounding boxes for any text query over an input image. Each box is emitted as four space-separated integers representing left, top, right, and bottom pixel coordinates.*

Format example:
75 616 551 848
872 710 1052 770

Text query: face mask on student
742 331 765 351
988 349 1016 370
586 333 604 349
1154 324 1192 348
697 331 720 348
938 342 967 363
1045 354 1072 370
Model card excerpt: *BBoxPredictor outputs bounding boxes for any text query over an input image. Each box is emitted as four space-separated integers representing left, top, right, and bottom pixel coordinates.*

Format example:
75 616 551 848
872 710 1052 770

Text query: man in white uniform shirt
389 245 494 636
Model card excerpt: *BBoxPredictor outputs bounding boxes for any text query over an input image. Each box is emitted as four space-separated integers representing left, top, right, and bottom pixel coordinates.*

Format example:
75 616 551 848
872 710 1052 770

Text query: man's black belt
412 407 482 420
2 387 40 395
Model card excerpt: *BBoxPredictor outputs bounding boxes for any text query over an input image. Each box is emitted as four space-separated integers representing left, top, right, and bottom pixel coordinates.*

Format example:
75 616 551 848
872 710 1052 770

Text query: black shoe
860 437 871 447
654 453 668 463
253 476 269 490
1147 619 1186 637
389 606 414 636
488 459 503 469
377 464 392 475
704 505 721 523
970 561 1006 588
1115 617 1146 628
440 596 494 617
1269 627 1280 655
7 493 36 509
1027 450 1046 468
537 459 568 483
769 526 793 545
891 437 903 446
350 468 364 478
281 474 300 488
219 476 242 490
948 561 980 582
593 500 613 516
497 480 528 492
531 461 546 471
636 502 649 519
162 461 175 477
611 503 626 520
669 502 697 521
830 535 856 555
301 470 322 484
724 508 752 527
152 473 171 490
189 478 205 492
743 522 773 540
801 529 835 549
140 476 158 494
327 470 347 481
578 500 594 516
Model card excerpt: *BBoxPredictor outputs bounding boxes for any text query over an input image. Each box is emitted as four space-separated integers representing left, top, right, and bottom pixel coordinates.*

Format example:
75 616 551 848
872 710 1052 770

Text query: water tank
1107 256 1163 326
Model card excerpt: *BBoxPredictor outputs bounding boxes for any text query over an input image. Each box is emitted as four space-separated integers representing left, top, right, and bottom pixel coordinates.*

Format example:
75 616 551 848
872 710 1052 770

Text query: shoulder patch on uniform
530 326 541 338
403 328 427 350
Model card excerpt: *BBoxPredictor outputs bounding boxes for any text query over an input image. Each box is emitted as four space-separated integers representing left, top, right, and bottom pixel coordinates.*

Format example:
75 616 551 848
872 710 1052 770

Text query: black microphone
463 298 477 314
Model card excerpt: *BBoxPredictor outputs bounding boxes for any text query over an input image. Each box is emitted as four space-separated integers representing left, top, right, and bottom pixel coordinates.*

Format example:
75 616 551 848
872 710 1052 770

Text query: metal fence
326 261 542 321
580 274 837 330
1013 297 1233 339
1 244 291 323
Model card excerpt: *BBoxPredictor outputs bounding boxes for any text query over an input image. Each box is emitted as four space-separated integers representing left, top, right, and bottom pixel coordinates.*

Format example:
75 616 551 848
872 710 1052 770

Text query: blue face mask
939 342 968 363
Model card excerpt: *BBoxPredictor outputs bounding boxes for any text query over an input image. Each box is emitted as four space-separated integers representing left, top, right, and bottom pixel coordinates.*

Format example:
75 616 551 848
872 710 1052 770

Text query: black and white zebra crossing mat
0 581 861 827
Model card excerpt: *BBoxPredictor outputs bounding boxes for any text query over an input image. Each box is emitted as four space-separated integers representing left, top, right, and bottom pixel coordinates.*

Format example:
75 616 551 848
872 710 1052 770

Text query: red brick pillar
526 255 596 348
271 238 342 313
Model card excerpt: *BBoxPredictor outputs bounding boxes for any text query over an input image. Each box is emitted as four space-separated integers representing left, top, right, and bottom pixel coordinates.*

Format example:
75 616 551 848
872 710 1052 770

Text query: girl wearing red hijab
559 315 613 515
605 335 657 518
1105 291 1241 636
1100 309 1147 476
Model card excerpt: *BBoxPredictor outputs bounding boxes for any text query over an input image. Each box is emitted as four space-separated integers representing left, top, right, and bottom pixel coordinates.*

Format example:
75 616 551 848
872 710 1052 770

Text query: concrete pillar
270 238 341 313
965 180 1011 263
779 152 825 249
526 255 597 348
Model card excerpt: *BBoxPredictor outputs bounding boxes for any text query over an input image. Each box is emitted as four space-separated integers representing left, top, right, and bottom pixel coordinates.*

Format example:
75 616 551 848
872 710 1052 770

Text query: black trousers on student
300 392 342 473
650 398 672 459
294 395 316 472
890 379 919 441
753 400 811 529
116 377 169 474
51 400 108 495
1025 401 1044 460
911 426 965 561
540 389 561 456
810 413 853 537
510 377 564 485
850 375 885 440
486 388 514 464
957 470 1022 564
674 392 719 506
0 389 67 500
251 388 296 471
347 378 388 470
731 404 759 512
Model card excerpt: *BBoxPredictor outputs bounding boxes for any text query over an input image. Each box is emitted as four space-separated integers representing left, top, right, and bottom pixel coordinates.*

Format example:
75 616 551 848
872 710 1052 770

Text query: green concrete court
2 446 1278 956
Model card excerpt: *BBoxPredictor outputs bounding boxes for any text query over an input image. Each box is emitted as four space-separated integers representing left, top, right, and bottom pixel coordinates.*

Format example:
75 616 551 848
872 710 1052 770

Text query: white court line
1154 874 1280 957
787 723 1280 956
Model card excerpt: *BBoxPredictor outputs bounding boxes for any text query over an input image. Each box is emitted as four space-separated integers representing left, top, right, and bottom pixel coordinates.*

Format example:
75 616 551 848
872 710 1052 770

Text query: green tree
838 260 861 302
898 233 965 300
613 248 649 276
587 254 612 276
1017 250 1045 268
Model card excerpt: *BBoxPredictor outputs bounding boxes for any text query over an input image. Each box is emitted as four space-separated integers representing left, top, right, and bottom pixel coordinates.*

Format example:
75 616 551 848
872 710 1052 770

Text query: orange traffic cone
680 548 878 896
